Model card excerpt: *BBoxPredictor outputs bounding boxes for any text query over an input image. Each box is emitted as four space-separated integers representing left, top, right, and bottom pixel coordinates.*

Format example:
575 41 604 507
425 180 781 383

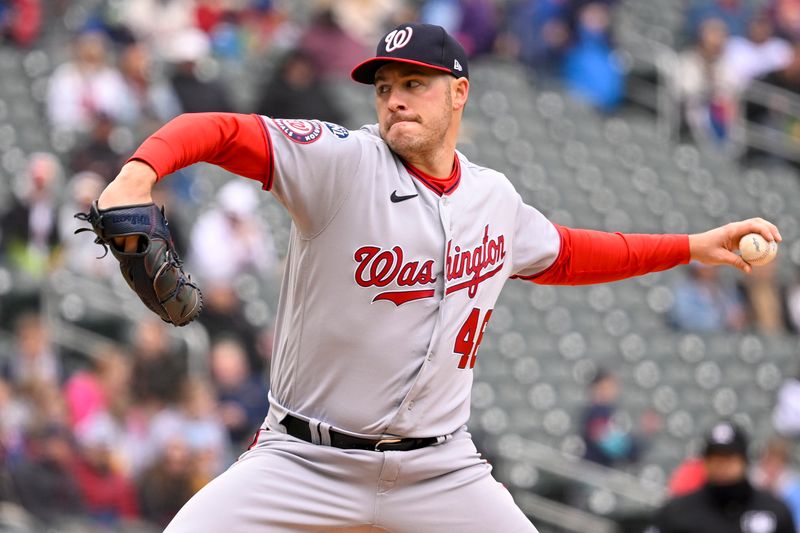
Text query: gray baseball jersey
260 118 559 439
164 117 556 532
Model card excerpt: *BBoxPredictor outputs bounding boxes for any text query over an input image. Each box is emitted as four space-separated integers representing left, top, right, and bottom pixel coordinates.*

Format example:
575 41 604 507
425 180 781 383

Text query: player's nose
386 90 408 112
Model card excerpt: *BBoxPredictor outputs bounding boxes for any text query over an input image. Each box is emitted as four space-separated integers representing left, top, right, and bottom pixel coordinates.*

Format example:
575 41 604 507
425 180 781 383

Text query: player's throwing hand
689 217 782 274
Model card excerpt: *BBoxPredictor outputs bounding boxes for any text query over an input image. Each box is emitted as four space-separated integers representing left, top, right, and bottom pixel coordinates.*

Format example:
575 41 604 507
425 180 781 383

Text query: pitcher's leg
376 433 538 533
380 461 536 533
165 431 381 533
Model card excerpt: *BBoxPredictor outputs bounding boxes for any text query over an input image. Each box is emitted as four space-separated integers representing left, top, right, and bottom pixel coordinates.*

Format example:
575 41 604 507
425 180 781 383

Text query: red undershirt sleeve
127 112 273 189
522 224 690 285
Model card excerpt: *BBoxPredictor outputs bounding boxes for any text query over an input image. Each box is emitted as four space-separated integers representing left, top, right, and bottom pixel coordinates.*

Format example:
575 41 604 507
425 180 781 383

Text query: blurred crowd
0 312 269 530
576 370 800 531
668 0 800 156
668 261 800 335
0 0 799 531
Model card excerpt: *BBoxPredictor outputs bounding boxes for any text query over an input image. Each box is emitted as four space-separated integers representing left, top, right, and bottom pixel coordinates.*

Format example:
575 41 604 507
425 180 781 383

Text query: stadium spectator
668 263 747 332
771 0 800 42
46 30 128 133
188 179 277 284
751 437 800 528
63 344 131 429
118 0 196 60
580 369 652 467
670 17 739 147
745 43 800 155
0 376 29 465
166 27 235 114
668 456 708 496
298 7 369 80
772 370 800 438
129 319 187 408
223 0 290 57
720 13 792 92
787 267 800 333
0 0 41 47
687 0 754 40
740 259 785 334
255 49 348 124
137 437 198 528
210 338 269 447
117 41 182 134
9 424 84 525
207 10 246 61
562 2 624 112
652 421 795 533
2 313 60 390
454 0 500 57
327 0 405 48
68 112 127 180
72 414 140 526
26 383 71 436
195 0 228 34
0 152 62 278
178 378 232 479
150 379 232 485
197 283 267 374
420 0 462 34
57 171 117 278
507 0 571 77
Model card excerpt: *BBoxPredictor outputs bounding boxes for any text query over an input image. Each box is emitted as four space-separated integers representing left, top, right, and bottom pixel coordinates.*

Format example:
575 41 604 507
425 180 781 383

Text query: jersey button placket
438 196 453 304
439 196 452 242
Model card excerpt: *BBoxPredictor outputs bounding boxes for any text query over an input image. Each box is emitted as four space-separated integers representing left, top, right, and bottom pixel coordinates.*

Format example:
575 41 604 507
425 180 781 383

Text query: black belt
280 414 438 452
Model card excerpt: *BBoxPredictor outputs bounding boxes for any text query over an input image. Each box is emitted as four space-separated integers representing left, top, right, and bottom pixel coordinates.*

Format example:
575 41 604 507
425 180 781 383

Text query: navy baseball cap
351 23 469 85
703 421 748 458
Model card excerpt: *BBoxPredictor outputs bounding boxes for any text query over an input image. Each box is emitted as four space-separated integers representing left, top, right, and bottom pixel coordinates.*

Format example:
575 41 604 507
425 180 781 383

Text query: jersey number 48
454 308 493 369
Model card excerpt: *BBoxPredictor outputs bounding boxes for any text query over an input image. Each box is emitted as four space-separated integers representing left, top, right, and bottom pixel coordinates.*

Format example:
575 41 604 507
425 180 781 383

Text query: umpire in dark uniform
651 421 795 533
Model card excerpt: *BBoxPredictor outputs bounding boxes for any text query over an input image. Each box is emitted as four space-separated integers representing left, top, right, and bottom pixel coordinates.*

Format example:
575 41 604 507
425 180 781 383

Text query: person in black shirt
652 421 795 533
254 49 347 125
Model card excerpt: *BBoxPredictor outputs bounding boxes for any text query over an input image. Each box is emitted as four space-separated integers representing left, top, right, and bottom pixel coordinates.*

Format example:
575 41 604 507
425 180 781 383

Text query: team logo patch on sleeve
324 122 350 139
273 119 323 144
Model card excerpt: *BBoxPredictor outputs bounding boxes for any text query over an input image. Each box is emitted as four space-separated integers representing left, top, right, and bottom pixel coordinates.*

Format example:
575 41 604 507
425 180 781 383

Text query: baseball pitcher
90 23 781 532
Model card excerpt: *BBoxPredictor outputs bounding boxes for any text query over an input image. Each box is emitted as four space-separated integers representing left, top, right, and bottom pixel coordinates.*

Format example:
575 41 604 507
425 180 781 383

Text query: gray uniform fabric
165 429 536 532
165 118 558 531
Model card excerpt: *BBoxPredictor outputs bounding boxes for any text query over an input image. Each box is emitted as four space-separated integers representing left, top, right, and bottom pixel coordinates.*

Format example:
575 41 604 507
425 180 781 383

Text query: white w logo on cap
385 27 413 52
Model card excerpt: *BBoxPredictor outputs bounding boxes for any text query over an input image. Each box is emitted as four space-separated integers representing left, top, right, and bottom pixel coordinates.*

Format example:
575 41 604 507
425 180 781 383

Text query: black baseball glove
75 201 203 327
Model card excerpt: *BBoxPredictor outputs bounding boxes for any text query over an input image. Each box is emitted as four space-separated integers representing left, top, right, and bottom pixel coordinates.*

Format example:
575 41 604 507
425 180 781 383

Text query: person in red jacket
72 417 139 526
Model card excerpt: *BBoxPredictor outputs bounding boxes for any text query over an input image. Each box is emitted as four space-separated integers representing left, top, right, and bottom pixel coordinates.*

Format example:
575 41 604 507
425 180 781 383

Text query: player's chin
385 136 417 158
386 126 420 148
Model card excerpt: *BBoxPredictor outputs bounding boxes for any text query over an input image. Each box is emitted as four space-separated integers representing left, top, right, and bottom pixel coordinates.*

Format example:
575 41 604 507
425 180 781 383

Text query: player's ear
451 78 469 111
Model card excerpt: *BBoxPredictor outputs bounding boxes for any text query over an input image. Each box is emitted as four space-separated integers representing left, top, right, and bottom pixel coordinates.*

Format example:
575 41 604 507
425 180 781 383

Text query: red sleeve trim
518 224 690 285
126 113 271 188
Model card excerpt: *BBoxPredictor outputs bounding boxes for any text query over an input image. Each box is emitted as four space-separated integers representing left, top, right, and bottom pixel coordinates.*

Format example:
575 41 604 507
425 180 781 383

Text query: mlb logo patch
273 119 323 144
324 122 350 139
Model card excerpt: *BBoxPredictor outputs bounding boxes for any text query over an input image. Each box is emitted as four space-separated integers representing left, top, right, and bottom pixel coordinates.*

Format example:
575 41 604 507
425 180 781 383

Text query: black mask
704 478 753 507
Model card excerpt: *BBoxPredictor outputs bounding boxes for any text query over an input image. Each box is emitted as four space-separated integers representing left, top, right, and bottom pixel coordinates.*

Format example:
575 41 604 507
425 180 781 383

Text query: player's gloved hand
688 217 782 274
74 201 203 327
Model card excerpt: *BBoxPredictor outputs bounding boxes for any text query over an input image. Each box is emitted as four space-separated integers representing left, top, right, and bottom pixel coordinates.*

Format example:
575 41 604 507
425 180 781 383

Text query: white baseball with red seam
738 233 778 266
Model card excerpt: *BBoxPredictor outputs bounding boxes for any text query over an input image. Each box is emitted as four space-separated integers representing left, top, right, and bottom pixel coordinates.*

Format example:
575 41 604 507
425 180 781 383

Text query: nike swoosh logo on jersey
390 191 418 203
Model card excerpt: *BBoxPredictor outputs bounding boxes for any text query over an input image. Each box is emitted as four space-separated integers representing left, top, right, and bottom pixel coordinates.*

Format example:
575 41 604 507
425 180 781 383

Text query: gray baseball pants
163 425 538 532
